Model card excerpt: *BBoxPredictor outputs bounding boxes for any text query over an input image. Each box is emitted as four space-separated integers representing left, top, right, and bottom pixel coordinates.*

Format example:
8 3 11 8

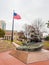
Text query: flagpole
11 10 14 42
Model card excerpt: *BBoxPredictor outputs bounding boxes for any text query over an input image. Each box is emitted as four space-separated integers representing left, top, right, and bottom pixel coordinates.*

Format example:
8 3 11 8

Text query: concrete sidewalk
12 42 20 47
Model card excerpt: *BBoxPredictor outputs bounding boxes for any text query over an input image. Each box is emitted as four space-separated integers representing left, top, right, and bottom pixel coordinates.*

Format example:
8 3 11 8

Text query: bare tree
23 24 30 38
46 21 49 28
23 19 46 42
23 24 36 42
32 19 46 39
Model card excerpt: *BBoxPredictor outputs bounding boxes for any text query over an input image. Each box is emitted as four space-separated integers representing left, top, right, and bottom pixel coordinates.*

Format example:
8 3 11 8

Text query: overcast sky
0 0 49 32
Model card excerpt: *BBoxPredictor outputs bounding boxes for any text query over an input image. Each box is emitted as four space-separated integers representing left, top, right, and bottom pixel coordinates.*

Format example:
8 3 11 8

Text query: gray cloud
0 0 49 31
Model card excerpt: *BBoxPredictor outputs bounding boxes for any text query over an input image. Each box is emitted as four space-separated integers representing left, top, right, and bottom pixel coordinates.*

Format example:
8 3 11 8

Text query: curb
12 42 20 47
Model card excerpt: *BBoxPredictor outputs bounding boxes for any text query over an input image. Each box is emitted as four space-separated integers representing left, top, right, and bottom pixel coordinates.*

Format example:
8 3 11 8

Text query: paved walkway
0 50 25 65
12 42 20 47
0 50 49 65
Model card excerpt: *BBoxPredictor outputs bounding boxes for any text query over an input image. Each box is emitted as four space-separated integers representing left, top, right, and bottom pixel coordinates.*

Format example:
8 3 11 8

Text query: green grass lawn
0 40 16 52
13 39 49 50
43 41 49 50
0 39 49 53
14 39 23 45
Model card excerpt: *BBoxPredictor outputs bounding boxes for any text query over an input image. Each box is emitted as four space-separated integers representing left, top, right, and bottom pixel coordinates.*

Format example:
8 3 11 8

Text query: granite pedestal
10 49 49 64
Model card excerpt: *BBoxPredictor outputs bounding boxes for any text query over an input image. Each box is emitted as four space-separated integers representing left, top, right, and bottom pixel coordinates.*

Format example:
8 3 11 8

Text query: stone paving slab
10 49 49 64
27 49 49 63
0 50 49 65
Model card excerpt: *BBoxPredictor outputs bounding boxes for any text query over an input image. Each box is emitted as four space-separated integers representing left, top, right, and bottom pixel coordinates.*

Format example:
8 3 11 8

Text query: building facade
0 20 6 30
4 30 17 40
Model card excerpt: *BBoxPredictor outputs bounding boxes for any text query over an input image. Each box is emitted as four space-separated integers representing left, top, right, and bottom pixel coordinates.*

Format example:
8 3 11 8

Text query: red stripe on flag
14 13 21 19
